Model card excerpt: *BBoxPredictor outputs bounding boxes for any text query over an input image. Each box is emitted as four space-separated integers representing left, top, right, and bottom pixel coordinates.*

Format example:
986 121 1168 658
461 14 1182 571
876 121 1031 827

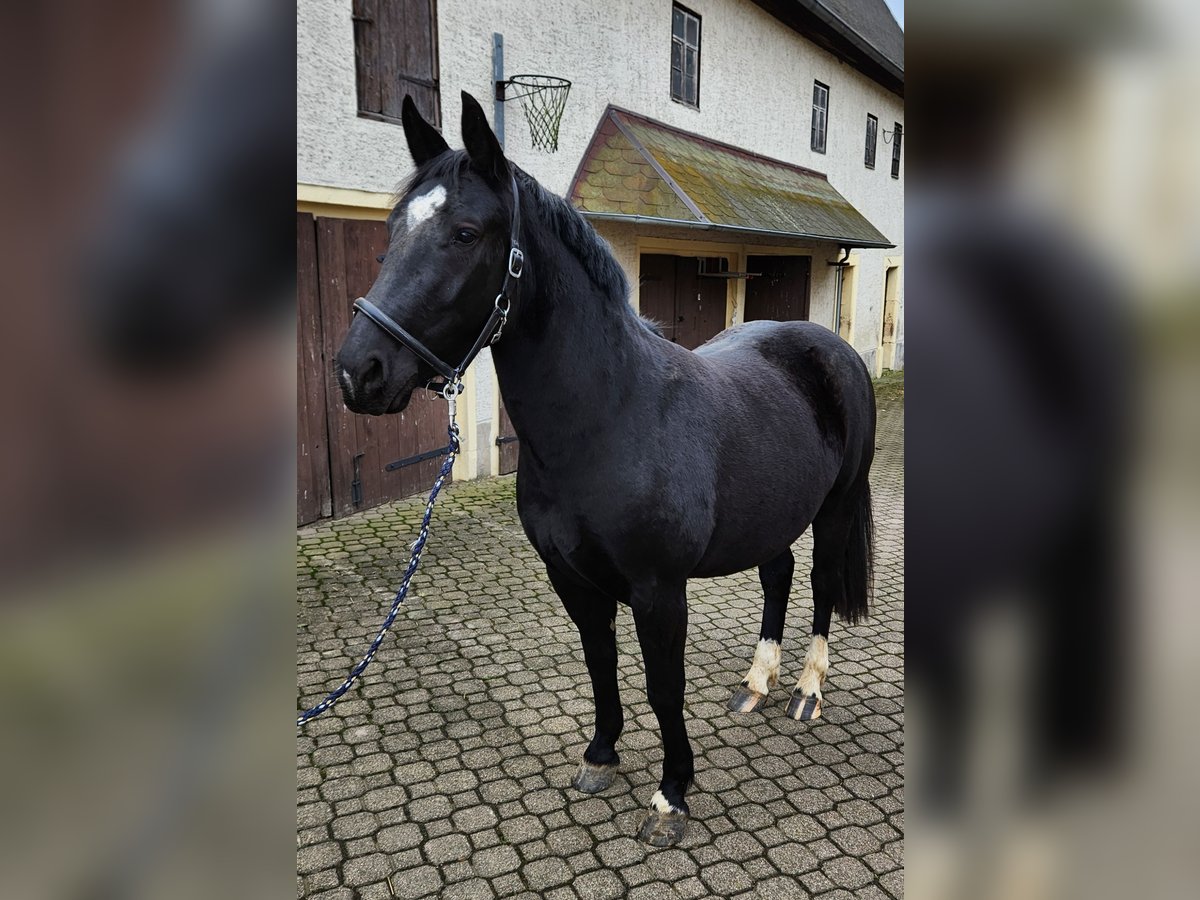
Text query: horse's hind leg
729 550 794 713
788 478 873 721
547 566 625 794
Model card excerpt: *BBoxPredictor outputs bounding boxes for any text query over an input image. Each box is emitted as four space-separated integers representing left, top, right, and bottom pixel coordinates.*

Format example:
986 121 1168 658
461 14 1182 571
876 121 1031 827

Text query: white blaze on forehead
406 184 447 230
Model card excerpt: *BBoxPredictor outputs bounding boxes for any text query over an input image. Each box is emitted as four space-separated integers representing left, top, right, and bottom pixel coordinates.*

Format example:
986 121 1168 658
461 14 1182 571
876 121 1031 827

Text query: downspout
828 246 851 335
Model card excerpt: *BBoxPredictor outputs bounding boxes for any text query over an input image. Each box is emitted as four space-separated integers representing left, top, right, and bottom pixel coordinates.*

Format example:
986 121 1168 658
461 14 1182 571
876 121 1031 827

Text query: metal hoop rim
500 74 572 101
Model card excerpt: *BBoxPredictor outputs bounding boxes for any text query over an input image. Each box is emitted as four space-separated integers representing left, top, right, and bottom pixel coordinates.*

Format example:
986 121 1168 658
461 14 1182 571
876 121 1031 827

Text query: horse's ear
401 95 450 166
460 91 509 184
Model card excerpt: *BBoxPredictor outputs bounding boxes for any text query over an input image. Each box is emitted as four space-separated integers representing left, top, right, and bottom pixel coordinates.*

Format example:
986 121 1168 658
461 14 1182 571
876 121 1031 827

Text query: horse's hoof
637 810 688 847
572 760 618 794
728 683 768 713
786 691 822 721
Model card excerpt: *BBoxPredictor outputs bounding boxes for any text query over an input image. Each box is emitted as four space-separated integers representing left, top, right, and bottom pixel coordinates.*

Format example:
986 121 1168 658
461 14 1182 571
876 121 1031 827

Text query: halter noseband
352 173 524 394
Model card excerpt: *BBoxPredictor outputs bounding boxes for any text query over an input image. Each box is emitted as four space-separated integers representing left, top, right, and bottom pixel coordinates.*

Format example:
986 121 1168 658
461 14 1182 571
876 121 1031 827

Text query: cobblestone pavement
297 399 903 899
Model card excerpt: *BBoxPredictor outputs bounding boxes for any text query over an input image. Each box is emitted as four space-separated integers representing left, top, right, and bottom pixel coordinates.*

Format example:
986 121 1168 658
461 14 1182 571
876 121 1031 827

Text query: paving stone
376 823 422 852
330 812 377 841
821 855 874 890
390 864 443 899
472 844 521 878
297 842 342 876
296 394 905 898
756 875 811 900
573 867 625 900
425 832 472 864
521 857 574 892
699 861 753 895
341 853 391 887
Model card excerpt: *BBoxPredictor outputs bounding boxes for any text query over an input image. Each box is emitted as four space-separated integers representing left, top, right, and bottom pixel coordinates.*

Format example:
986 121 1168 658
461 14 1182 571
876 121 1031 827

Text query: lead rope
297 382 463 728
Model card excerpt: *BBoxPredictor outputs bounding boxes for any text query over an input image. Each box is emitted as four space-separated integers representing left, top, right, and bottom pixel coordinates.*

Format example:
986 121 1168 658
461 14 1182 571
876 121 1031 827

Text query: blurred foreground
0 1 295 898
906 1 1200 898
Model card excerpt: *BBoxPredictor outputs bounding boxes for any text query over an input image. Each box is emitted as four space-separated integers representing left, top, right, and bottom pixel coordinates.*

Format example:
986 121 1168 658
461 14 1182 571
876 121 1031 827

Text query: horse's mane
516 169 629 303
395 152 630 305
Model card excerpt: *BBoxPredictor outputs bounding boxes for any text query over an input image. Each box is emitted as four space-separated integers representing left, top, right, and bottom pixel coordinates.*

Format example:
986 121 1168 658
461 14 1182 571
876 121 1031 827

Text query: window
865 114 878 169
891 123 902 178
811 81 829 153
671 4 701 107
353 0 440 127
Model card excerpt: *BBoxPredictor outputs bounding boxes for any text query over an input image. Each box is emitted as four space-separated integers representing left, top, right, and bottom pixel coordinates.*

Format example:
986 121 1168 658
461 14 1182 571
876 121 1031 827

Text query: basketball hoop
497 75 571 153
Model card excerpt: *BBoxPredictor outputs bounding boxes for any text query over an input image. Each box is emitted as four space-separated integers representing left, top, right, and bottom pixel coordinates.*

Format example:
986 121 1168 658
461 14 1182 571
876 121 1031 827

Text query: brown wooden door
745 255 811 322
497 400 518 475
638 254 727 349
297 214 450 523
298 213 333 525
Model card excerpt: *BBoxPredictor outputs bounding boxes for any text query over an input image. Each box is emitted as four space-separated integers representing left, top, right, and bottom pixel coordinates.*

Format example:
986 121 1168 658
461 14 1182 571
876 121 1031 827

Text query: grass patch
873 369 904 404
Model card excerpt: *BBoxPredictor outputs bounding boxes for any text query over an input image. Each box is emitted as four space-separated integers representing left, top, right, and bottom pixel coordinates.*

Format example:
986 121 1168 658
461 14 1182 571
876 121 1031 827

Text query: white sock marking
650 790 677 813
743 638 781 695
795 634 829 698
406 184 447 230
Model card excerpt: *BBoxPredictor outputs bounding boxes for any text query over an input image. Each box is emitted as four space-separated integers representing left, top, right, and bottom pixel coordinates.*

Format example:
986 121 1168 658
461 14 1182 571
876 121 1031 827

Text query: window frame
670 3 702 109
891 122 903 178
865 114 878 169
811 80 830 154
353 0 441 128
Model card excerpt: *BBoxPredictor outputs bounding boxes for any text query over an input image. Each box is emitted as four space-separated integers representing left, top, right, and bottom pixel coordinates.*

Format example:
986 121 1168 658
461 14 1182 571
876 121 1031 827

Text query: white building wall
298 0 904 380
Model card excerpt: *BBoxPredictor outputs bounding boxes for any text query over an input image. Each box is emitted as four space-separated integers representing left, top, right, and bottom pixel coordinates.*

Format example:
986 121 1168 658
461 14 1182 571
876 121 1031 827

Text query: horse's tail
836 477 874 624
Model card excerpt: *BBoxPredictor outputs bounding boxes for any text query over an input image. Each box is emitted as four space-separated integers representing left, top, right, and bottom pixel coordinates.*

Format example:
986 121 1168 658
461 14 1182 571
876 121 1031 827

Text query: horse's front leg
631 580 693 847
547 566 624 793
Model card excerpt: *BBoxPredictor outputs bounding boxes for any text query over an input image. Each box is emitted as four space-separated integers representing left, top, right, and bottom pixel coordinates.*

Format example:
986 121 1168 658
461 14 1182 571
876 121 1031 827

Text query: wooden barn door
298 214 333 525
638 254 726 349
744 255 811 322
296 213 451 524
496 400 519 476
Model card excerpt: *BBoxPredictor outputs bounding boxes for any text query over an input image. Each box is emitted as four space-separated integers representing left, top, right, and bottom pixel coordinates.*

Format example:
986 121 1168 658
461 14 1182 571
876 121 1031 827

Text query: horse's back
696 320 875 451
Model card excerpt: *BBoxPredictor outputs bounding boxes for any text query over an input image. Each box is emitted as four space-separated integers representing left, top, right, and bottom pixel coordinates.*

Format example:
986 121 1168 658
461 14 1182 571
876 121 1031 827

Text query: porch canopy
568 106 893 249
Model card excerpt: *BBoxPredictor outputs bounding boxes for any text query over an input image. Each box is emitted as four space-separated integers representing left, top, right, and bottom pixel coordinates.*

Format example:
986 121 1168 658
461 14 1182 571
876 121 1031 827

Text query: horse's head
337 92 516 415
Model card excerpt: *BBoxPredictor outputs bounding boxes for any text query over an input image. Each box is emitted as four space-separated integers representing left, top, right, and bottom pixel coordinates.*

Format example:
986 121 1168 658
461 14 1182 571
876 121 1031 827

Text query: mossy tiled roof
568 107 892 248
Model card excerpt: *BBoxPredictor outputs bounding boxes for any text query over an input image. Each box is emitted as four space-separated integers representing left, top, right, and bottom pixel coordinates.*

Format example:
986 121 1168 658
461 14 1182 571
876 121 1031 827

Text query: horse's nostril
361 353 384 390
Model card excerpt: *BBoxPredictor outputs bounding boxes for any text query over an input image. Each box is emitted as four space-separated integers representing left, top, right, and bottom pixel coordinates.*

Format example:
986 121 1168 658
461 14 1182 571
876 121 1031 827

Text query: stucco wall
298 0 905 446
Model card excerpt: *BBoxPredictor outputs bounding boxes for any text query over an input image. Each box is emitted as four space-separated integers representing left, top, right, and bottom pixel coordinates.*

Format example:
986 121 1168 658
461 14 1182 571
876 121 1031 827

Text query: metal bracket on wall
385 447 451 472
492 33 505 149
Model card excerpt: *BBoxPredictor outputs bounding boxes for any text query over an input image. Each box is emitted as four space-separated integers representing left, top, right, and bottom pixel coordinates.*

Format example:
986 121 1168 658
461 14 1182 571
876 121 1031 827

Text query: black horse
337 93 876 847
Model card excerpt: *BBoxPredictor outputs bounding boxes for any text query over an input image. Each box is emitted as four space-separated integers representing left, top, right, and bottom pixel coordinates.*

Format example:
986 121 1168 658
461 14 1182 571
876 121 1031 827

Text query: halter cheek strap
352 174 524 394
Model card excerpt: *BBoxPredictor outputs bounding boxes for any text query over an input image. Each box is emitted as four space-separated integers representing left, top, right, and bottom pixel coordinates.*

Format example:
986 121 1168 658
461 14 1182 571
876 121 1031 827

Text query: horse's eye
376 254 386 264
454 229 478 245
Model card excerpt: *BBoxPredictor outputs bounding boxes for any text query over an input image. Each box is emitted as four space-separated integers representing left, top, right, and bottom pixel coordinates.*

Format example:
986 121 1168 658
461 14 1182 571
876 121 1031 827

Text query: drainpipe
828 246 851 335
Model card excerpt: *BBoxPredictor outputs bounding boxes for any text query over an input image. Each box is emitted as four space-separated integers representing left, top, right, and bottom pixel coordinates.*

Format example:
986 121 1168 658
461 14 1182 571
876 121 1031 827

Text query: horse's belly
690 448 836 577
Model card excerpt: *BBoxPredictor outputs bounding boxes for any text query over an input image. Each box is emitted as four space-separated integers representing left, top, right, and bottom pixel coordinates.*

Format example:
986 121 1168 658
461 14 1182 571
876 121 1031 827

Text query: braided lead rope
297 422 461 728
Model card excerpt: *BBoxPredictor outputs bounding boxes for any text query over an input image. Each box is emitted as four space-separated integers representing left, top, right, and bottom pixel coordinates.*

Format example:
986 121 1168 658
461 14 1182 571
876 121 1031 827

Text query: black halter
352 174 524 394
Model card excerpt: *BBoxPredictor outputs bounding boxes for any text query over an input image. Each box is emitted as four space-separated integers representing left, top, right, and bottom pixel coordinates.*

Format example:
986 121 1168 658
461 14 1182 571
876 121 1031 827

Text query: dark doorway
638 254 728 349
744 255 811 322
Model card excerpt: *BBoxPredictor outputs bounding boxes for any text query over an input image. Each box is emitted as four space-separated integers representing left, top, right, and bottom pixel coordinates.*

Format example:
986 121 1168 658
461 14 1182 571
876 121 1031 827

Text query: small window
353 0 440 126
891 123 903 178
671 5 701 108
811 81 829 154
865 114 878 169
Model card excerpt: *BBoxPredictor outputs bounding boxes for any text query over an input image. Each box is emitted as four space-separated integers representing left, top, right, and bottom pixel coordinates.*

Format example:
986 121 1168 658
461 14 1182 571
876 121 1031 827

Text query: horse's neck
490 227 647 457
